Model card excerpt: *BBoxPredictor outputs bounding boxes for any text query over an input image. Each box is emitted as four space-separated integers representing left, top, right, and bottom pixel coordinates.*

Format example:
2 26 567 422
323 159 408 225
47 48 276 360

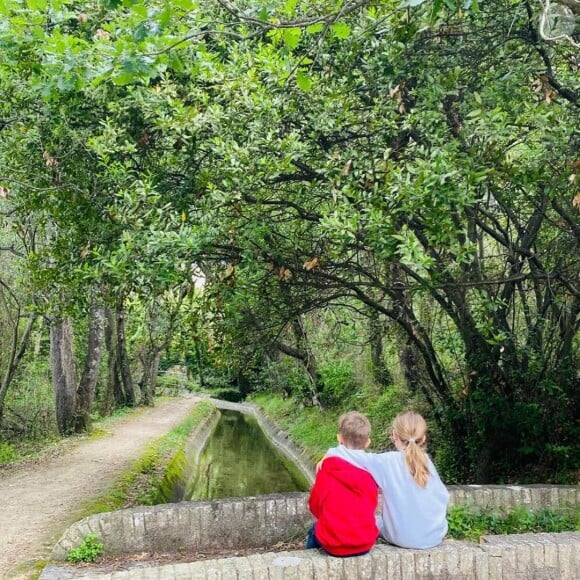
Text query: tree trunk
0 313 37 425
138 345 160 406
194 339 205 388
368 311 392 387
290 316 323 408
102 307 124 413
74 304 105 432
50 318 77 435
116 304 139 406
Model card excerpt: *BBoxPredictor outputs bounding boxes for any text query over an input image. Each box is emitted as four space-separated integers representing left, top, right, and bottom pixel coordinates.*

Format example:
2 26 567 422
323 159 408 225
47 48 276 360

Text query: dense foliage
0 1 578 482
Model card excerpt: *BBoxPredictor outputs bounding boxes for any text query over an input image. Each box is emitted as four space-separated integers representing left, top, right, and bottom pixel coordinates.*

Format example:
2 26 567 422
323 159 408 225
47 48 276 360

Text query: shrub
67 534 104 563
0 442 19 464
319 360 357 405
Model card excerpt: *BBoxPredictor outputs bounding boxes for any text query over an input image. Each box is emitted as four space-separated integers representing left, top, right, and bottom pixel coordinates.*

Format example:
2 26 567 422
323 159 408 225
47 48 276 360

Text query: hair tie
408 438 416 444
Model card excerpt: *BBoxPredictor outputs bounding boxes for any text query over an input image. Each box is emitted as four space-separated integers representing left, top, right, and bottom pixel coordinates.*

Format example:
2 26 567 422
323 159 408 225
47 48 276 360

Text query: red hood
308 456 378 556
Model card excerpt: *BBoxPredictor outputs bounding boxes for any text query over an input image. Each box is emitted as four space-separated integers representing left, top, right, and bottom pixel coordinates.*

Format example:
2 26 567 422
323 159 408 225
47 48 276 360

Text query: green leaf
431 0 443 17
284 0 298 15
306 23 324 34
296 71 313 91
331 23 351 40
282 28 301 49
26 0 47 9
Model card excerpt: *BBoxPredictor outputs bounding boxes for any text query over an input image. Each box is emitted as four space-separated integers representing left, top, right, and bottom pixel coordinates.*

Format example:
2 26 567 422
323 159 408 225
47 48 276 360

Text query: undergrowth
447 504 580 542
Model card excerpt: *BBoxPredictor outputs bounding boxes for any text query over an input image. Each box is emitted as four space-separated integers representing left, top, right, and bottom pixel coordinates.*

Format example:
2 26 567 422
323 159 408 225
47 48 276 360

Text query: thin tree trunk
139 345 160 406
368 311 392 387
194 339 205 388
116 304 139 406
74 304 105 432
290 316 323 409
0 313 37 425
102 307 123 413
50 318 77 435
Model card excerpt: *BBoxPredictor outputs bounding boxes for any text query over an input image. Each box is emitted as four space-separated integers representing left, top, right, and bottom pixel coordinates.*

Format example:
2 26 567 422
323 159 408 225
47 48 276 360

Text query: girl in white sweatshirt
324 411 449 549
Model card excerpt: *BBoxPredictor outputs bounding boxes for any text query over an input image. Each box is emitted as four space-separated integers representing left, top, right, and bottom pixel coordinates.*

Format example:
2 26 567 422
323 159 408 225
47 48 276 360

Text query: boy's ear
337 433 343 445
364 438 371 449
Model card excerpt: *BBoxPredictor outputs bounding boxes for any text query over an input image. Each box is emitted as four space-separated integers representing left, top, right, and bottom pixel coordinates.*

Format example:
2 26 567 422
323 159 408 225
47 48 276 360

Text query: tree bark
290 316 323 408
102 307 124 413
138 345 161 406
116 304 139 406
50 318 77 435
74 304 105 432
368 310 392 387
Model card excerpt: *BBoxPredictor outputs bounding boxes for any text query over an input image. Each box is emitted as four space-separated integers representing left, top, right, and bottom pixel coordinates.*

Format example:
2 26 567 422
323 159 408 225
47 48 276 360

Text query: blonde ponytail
392 412 430 488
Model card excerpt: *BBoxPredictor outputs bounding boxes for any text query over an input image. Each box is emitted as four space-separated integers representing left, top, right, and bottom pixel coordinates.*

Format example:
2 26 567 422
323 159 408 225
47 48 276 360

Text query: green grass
80 399 217 515
447 504 580 542
250 393 338 462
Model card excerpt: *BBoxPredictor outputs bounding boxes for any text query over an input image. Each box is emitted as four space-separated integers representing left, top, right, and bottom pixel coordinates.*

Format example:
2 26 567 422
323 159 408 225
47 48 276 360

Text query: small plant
0 442 19 464
67 534 104 563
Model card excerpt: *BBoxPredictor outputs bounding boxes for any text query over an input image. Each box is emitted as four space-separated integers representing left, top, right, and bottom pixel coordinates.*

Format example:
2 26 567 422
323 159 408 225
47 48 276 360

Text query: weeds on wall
67 534 104 564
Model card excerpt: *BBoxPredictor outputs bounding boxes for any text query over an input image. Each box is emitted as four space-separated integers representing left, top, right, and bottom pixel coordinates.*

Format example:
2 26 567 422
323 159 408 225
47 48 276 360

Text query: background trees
0 0 578 481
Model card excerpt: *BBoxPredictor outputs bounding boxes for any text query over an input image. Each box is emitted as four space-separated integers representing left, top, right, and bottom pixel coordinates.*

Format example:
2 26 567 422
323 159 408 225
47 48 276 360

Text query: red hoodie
308 456 378 556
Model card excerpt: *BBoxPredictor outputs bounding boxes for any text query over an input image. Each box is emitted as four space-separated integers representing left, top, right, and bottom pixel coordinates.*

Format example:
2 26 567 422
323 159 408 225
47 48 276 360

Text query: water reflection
184 410 309 500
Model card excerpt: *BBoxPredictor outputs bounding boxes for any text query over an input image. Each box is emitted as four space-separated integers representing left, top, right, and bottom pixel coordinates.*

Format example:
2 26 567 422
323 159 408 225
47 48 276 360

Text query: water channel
168 409 310 501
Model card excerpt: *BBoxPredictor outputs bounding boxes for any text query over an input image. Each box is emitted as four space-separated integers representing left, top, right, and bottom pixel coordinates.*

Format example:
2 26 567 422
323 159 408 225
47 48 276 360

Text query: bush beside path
0 396 201 579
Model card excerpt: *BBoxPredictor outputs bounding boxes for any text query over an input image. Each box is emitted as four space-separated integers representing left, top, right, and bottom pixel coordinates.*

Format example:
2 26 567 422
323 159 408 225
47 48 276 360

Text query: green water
180 410 309 500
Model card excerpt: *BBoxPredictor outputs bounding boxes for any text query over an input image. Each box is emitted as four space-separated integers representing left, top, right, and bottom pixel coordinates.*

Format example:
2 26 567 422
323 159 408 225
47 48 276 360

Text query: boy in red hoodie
306 411 379 557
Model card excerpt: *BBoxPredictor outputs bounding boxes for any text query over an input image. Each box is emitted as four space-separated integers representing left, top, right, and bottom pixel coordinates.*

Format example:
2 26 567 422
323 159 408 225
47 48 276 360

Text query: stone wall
43 532 580 579
50 486 578 561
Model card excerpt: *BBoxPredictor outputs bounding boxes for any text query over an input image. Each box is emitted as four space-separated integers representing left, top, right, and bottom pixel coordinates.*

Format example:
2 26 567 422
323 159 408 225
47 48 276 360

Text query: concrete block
556 536 574 580
369 549 388 578
399 549 415 579
351 553 374 579
245 554 272 580
323 554 345 579
269 552 313 580
310 551 330 579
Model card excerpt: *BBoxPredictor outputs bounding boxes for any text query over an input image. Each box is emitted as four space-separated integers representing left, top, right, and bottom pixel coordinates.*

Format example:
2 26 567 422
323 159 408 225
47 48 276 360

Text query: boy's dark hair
338 411 371 449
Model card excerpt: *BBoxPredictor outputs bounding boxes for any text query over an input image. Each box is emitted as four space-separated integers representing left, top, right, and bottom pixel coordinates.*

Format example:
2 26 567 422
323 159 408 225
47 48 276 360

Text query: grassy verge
79 399 217 516
250 393 338 464
448 504 580 542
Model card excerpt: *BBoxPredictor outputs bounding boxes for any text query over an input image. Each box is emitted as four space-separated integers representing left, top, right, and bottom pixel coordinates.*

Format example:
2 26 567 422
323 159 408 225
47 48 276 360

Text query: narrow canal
172 409 309 501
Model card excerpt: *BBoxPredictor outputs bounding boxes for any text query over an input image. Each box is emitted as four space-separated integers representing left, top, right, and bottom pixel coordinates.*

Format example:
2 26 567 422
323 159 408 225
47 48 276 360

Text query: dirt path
0 396 201 579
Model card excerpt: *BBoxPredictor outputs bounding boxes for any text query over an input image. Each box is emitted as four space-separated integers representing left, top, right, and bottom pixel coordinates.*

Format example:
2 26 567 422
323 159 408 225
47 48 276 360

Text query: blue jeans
306 525 322 549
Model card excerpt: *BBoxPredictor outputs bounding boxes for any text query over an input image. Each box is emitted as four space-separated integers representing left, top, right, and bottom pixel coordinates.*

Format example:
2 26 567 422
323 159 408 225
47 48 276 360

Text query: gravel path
0 396 201 579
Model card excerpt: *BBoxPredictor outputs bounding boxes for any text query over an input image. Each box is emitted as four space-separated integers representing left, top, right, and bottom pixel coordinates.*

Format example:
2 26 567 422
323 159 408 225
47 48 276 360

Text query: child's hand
315 458 325 473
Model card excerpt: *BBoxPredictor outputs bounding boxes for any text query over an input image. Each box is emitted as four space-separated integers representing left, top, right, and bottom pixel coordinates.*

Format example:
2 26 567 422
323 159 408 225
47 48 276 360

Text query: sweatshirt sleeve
324 446 386 479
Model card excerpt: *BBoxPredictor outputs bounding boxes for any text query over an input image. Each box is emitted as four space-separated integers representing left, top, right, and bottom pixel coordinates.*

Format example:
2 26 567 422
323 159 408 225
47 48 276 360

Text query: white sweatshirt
325 445 449 549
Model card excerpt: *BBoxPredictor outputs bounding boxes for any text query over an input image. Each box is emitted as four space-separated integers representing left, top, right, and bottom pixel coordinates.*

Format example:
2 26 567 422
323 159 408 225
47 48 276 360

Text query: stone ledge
41 532 580 579
50 485 579 561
